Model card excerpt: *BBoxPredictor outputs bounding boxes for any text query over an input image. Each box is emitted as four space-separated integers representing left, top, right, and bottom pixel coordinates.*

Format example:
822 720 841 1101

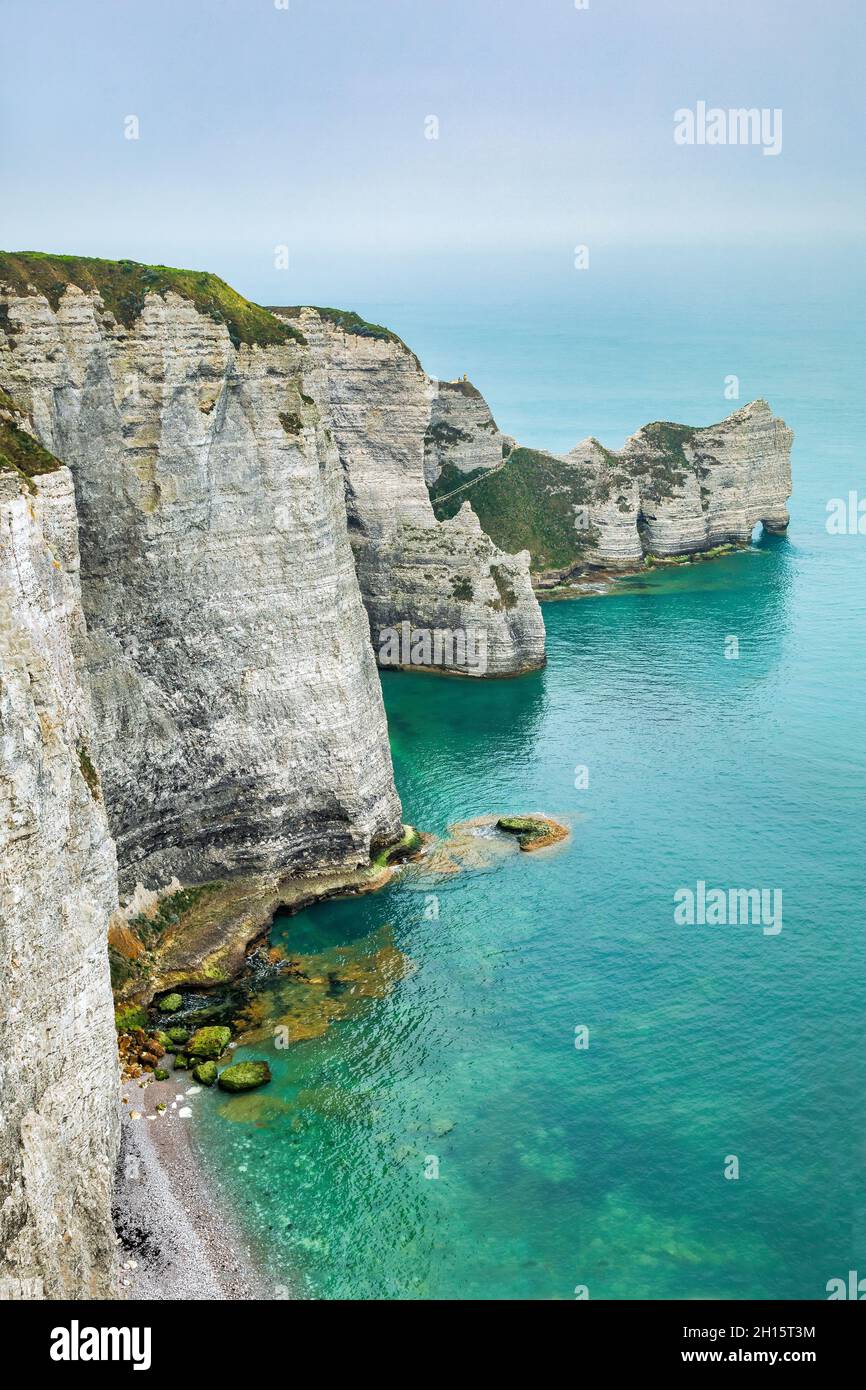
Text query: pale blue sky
2 0 863 306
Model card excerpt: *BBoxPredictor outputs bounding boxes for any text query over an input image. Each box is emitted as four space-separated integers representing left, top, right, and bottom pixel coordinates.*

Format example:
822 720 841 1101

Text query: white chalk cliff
0 406 119 1298
567 400 793 567
1 282 402 895
277 307 545 677
429 397 792 580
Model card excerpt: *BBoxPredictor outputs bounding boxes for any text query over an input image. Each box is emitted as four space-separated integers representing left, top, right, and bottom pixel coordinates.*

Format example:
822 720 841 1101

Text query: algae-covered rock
167 1026 190 1046
192 1061 218 1087
154 1031 174 1049
496 815 569 852
218 1061 272 1093
153 1068 169 1081
173 1054 189 1070
186 1025 232 1058
114 1004 148 1032
158 992 183 1014
373 824 424 869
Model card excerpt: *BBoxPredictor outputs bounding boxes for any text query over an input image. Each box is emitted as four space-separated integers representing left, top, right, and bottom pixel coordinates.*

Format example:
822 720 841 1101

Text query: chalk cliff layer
276 308 546 677
569 400 793 565
0 273 402 894
430 399 792 580
0 439 119 1299
286 304 795 592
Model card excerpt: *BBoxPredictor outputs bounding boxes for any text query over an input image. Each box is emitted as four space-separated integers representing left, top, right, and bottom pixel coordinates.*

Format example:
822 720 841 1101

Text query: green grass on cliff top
430 447 599 574
0 252 304 349
269 304 419 362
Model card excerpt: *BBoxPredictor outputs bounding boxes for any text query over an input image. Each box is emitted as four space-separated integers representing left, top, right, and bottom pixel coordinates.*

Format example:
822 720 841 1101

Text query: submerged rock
186 1025 232 1058
406 813 568 877
218 1061 272 1093
192 1061 218 1086
235 928 413 1050
496 815 569 851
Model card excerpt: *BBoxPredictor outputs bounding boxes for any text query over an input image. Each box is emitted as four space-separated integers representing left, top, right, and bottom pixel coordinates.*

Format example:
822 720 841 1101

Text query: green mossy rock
153 1068 169 1081
186 1025 232 1059
192 1061 218 1087
217 1061 272 1093
497 815 547 836
496 815 568 851
114 1004 148 1032
173 1054 189 1070
166 1027 190 1046
154 1031 173 1049
158 992 183 1014
371 824 424 870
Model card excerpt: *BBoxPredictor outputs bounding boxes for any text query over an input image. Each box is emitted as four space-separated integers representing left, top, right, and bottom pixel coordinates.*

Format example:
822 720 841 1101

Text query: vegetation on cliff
430 447 599 573
273 303 404 345
623 421 699 502
272 304 421 366
0 410 63 492
0 251 304 348
76 744 101 799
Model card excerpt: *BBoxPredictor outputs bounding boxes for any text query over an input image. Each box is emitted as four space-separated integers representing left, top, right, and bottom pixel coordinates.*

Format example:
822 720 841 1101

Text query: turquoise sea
196 246 866 1300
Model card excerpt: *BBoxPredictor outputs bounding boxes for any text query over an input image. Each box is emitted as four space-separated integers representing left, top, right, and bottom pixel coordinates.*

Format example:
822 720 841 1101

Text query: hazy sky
2 0 863 305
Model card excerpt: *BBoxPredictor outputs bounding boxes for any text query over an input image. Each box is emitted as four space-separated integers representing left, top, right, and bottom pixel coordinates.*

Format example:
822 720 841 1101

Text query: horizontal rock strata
274 307 546 676
0 267 403 895
423 377 510 488
432 399 792 579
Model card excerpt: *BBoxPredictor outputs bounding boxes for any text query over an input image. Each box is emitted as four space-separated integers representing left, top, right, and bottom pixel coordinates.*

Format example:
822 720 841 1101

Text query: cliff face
423 378 510 488
432 399 793 580
610 399 793 559
0 274 402 894
276 308 546 677
0 438 119 1298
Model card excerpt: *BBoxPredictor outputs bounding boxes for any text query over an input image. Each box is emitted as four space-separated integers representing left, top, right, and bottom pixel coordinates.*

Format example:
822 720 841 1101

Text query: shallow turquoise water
196 258 866 1300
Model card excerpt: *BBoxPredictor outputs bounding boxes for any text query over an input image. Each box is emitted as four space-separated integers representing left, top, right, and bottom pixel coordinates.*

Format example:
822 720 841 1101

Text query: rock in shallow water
186 1026 232 1058
496 815 570 851
218 1061 272 1093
